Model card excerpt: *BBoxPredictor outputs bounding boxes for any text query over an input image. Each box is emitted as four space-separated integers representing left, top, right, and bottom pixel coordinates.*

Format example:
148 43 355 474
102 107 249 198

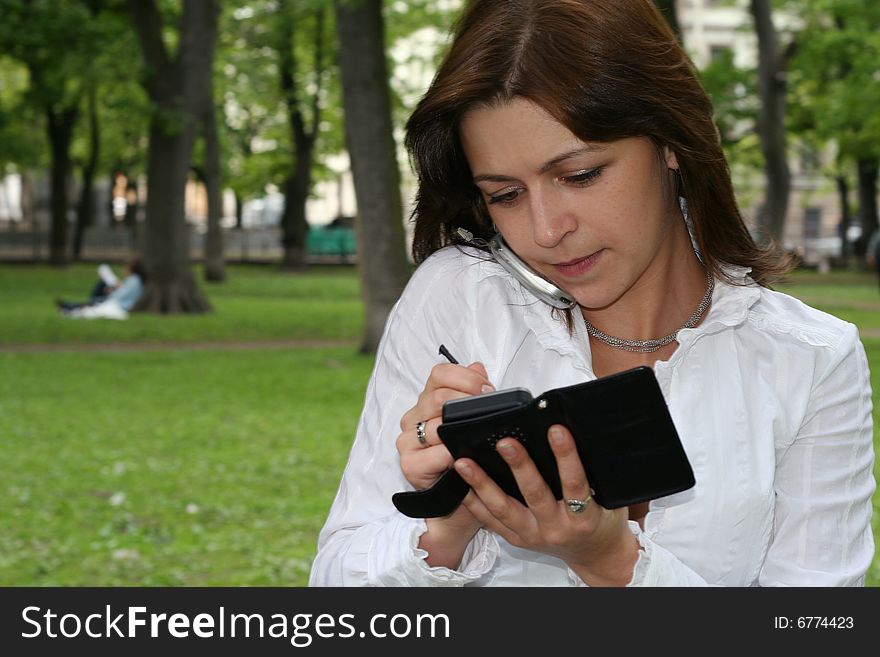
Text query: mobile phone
488 233 577 310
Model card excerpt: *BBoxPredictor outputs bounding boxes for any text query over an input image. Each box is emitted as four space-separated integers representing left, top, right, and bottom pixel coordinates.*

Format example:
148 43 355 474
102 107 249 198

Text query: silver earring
676 180 703 261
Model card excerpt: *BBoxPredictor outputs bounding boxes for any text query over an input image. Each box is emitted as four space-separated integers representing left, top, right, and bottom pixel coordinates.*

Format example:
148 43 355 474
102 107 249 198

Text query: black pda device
391 366 695 518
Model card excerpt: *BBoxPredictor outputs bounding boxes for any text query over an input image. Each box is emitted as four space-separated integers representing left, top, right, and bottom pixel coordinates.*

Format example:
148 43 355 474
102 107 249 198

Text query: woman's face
460 98 682 310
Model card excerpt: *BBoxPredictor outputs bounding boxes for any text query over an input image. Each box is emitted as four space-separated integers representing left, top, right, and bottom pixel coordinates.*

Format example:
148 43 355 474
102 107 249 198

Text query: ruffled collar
678 263 761 340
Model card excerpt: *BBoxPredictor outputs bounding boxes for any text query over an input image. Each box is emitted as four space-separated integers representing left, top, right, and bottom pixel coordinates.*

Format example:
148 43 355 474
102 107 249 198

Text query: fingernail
497 442 515 459
481 384 495 393
549 426 565 445
455 461 472 478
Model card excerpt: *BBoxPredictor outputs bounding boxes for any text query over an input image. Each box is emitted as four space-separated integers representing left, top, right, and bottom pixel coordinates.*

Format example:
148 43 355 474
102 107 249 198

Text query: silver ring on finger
416 420 428 447
566 496 592 514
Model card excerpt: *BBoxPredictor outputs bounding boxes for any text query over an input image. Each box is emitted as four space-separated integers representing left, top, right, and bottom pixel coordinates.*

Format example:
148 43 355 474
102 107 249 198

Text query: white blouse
309 246 876 586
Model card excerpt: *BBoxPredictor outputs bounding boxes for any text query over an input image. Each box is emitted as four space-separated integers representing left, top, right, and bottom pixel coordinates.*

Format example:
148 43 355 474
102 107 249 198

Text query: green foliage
0 1 150 192
384 0 460 131
0 0 468 223
0 56 44 170
787 0 880 164
217 3 288 199
698 50 763 172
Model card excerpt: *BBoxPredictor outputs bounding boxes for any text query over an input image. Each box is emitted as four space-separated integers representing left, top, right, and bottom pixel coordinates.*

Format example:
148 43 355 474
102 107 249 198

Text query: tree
217 2 284 230
0 0 100 264
72 86 98 260
129 0 218 312
200 101 225 282
335 0 410 353
275 2 330 270
749 0 791 244
0 55 44 230
787 0 880 258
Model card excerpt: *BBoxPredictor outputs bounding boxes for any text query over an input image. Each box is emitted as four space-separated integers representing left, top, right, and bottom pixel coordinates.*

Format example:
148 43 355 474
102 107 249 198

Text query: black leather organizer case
392 366 695 518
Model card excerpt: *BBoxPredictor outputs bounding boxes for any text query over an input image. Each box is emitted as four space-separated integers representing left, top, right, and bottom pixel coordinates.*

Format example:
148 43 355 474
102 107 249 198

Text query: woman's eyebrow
473 173 518 183
473 145 608 183
537 145 607 174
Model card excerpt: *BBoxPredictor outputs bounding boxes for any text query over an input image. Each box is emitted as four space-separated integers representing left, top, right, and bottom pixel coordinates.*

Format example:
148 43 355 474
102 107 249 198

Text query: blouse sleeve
309 255 500 586
619 323 875 587
757 324 875 586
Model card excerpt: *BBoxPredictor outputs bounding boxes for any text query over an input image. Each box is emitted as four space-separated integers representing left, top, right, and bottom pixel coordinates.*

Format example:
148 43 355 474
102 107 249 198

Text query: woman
310 0 875 586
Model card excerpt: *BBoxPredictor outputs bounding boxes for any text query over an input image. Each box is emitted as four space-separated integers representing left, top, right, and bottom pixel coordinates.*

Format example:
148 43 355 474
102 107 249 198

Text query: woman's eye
563 167 603 185
487 188 523 206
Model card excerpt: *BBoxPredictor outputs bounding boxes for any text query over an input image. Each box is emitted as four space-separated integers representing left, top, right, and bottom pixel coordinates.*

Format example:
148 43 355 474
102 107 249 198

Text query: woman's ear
663 146 679 171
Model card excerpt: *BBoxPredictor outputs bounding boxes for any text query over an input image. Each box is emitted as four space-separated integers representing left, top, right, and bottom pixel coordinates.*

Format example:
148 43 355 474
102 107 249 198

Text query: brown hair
405 0 790 286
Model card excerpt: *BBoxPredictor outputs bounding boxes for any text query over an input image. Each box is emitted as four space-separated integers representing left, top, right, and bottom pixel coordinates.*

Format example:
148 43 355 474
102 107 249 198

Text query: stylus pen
438 344 459 364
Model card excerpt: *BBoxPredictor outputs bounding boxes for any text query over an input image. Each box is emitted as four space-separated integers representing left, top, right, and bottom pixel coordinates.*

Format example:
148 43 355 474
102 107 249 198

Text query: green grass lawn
0 263 365 345
0 263 878 586
0 346 374 586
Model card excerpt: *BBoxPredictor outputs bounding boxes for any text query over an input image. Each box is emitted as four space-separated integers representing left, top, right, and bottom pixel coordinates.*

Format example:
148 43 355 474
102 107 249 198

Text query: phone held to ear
456 227 577 310
391 366 695 519
488 234 577 310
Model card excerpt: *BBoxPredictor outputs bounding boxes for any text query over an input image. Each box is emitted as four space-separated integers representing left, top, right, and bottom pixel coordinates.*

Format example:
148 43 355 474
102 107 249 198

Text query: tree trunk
130 0 217 313
202 104 226 282
74 88 100 261
20 171 38 260
124 177 140 250
234 191 243 229
46 106 77 266
138 122 210 312
335 0 410 354
750 0 790 244
279 132 313 270
835 175 851 259
855 158 879 259
276 8 324 271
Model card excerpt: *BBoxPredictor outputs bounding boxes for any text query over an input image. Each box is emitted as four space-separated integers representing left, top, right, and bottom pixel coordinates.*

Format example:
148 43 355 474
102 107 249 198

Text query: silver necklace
584 271 715 353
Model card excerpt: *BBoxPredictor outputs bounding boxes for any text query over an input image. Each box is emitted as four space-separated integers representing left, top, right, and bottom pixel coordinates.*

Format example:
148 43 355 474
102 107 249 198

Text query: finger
460 490 525 548
454 457 534 534
494 438 558 519
400 363 495 431
396 417 444 453
422 416 443 447
412 417 443 449
401 387 472 431
466 361 492 385
399 445 455 489
427 362 492 395
547 424 594 505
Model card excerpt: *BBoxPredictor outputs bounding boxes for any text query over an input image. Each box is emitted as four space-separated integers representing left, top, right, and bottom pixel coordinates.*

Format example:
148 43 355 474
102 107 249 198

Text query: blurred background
0 0 878 586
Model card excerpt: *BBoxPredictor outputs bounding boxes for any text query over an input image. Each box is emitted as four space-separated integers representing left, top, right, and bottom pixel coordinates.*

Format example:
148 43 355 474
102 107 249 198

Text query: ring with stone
416 421 428 447
566 496 592 514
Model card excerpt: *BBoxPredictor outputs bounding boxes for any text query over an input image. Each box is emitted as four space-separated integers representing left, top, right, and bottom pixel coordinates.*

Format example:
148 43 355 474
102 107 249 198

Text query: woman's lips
552 249 603 277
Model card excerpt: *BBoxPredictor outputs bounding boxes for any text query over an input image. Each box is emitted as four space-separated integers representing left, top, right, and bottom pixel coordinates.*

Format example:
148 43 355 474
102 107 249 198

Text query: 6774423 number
774 617 853 629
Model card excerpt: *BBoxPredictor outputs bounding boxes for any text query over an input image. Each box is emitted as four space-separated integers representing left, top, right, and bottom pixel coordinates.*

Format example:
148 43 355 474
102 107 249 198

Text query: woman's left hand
454 423 640 586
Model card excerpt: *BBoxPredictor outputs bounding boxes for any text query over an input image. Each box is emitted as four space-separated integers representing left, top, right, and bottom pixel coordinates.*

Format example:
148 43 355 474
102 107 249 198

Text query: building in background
681 0 846 267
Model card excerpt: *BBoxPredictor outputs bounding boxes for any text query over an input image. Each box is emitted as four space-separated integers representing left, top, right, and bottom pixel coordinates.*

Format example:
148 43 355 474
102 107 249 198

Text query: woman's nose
529 191 577 248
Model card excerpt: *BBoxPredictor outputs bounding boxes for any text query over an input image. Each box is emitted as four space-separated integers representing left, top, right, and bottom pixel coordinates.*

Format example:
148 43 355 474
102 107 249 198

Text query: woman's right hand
397 361 494 568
